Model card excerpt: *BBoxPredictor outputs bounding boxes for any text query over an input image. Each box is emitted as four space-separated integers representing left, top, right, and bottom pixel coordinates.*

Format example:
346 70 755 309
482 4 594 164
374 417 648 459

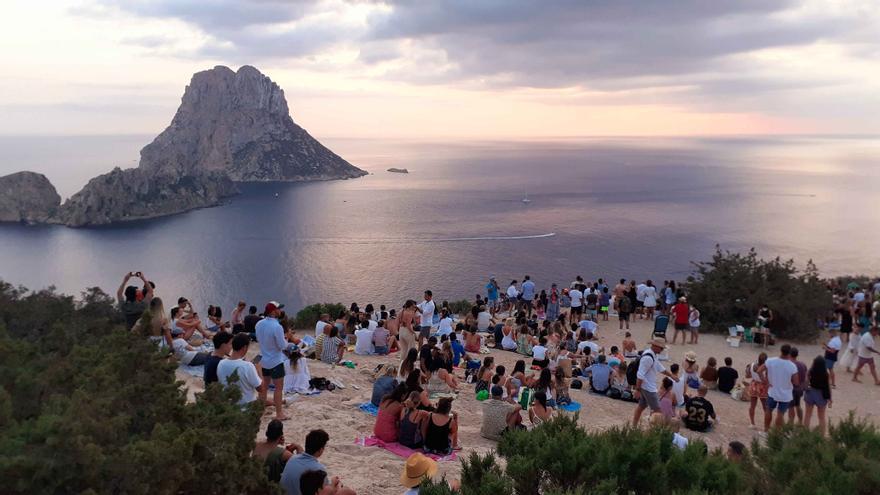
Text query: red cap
264 301 285 314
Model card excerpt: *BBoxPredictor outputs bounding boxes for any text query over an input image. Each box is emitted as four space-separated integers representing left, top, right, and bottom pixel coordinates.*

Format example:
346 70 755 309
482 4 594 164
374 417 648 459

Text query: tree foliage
0 280 276 494
685 246 831 340
293 302 346 329
423 414 880 495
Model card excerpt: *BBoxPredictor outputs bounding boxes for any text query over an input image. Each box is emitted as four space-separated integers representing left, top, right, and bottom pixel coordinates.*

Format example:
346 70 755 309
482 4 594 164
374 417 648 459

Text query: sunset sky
1 0 878 138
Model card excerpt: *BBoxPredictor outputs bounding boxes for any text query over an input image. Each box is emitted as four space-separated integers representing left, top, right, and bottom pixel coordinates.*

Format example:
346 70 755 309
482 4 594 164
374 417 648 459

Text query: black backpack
627 351 653 386
618 296 632 313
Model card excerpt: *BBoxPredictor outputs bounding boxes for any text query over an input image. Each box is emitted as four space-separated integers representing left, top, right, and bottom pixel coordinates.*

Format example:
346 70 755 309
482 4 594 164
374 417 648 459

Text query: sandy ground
176 316 880 495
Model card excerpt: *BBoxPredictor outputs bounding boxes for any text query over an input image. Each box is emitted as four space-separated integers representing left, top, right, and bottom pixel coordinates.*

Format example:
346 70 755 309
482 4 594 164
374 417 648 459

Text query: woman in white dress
283 347 312 394
643 280 658 321
501 318 518 351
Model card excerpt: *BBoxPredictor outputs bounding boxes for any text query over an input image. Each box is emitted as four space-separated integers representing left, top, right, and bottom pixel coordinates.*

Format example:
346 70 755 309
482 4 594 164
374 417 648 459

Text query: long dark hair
809 355 828 389
513 359 526 376
537 368 552 391
405 369 422 391
401 348 419 376
382 383 409 405
534 391 548 408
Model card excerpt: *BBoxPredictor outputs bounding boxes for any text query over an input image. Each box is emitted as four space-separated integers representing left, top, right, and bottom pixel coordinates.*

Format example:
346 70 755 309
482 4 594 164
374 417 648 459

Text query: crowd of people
118 270 880 494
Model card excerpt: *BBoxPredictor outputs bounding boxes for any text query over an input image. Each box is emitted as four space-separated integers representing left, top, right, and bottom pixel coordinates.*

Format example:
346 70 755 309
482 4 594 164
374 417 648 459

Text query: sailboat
522 192 531 204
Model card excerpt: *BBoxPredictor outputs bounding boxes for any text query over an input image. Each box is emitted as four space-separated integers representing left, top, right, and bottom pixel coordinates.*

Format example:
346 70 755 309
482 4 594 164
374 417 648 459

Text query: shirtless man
399 300 418 361
622 331 638 358
385 309 400 352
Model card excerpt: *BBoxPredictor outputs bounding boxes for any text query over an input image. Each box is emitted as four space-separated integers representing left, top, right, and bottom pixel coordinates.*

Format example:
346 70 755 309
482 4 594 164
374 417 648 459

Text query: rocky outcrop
0 172 61 223
139 65 366 182
0 65 363 227
58 168 238 227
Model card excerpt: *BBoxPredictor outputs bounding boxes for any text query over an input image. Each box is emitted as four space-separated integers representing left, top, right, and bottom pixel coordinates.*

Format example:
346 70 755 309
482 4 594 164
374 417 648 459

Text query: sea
1 135 878 314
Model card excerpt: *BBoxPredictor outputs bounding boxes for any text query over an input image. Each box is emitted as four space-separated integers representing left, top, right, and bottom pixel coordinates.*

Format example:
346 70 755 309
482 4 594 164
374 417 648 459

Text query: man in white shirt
578 318 598 335
506 281 519 316
763 344 798 432
315 313 332 338
636 282 648 319
256 301 289 420
823 329 841 387
217 333 263 406
632 338 678 426
416 290 435 349
521 275 536 318
577 332 602 356
568 286 584 324
853 327 880 385
354 324 375 355
477 307 494 332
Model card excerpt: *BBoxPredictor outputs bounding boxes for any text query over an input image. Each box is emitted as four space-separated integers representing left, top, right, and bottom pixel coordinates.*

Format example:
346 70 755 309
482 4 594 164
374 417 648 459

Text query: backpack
618 297 632 313
309 377 335 391
627 351 654 386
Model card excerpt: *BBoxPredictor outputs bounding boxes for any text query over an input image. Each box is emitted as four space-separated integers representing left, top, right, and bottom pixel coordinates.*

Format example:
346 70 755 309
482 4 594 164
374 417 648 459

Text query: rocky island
0 65 365 227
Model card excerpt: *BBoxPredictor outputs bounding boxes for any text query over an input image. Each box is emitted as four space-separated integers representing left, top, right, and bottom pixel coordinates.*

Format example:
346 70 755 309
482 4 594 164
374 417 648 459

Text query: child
700 357 719 390
658 377 679 427
669 363 686 407
608 345 625 367
600 287 611 321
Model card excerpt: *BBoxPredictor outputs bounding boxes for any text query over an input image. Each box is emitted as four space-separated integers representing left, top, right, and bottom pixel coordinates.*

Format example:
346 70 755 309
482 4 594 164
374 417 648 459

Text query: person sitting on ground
320 326 345 365
284 346 312 394
299 469 356 495
174 297 212 339
425 352 457 394
669 363 685 409
354 322 375 356
528 390 554 426
481 385 524 440
171 327 211 366
204 331 233 385
700 357 719 390
405 370 432 410
609 362 631 398
254 419 303 483
577 331 602 356
371 364 399 407
717 357 739 394
657 377 681 428
510 359 532 391
131 296 173 349
206 304 225 332
243 305 262 339
400 348 419 381
622 331 637 358
449 332 465 366
372 320 391 355
398 391 430 449
230 300 247 334
608 345 625 367
531 336 550 368
401 452 449 495
684 385 717 432
281 429 355 495
117 271 153 330
500 318 518 351
374 384 408 443
474 356 495 393
554 367 572 406
422 397 459 455
463 325 482 353
436 310 454 338
727 441 746 463
587 354 612 394
683 351 701 392
419 337 437 374
217 333 263 406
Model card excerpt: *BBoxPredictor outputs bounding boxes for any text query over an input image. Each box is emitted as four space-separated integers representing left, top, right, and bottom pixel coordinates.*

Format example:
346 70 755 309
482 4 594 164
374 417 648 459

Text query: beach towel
178 364 205 378
560 401 582 412
358 402 380 416
356 436 457 462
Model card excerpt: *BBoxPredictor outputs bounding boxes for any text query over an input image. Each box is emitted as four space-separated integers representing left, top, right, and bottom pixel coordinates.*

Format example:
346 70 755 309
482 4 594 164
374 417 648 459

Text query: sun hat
685 351 697 362
679 296 687 303
400 453 438 488
649 338 667 349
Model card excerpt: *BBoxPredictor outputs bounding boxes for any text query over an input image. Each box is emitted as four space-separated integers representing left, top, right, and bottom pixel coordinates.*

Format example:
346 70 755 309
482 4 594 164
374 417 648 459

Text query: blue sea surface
1 136 878 313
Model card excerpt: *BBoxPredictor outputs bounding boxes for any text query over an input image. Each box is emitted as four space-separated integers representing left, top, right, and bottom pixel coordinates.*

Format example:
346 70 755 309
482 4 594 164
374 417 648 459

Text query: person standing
688 304 701 344
485 277 500 316
804 355 833 436
670 297 690 345
852 326 880 385
568 284 583 325
546 284 560 322
632 339 678 426
762 344 798 433
521 276 536 319
256 301 289 421
635 281 648 319
787 347 808 425
116 271 153 330
642 281 658 321
416 290 435 350
823 328 841 387
506 281 520 316
399 301 418 362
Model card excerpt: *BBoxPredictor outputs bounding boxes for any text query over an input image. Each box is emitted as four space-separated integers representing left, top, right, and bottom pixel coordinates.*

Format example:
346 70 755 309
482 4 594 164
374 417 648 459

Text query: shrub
685 246 831 340
293 302 346 329
445 299 474 317
0 280 276 494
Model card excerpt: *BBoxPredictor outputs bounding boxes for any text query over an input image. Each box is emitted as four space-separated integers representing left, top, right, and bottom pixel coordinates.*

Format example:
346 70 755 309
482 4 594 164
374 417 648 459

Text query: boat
522 192 531 204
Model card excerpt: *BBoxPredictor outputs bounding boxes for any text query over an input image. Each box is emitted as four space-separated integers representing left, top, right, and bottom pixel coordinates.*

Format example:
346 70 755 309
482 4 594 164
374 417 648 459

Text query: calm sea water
1 135 878 313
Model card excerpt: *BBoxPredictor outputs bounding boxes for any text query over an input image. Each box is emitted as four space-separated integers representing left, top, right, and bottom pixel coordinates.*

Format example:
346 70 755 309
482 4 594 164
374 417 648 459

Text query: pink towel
355 435 457 462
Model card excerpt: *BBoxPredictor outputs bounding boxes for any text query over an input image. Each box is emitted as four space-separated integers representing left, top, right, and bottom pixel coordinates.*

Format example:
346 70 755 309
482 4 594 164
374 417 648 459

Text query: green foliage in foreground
685 246 831 340
0 280 276 495
421 414 880 495
293 302 346 329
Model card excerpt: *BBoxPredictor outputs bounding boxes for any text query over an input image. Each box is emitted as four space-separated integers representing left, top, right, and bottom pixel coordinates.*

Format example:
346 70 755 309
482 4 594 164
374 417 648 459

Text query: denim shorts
766 397 791 413
825 358 836 370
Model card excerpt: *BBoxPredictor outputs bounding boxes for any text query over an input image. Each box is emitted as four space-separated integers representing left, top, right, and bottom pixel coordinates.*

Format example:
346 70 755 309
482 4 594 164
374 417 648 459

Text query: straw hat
685 351 697 362
649 338 667 349
401 453 438 488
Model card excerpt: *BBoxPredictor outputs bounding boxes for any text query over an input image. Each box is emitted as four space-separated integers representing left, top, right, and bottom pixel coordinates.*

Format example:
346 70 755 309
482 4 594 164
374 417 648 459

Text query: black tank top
424 413 451 453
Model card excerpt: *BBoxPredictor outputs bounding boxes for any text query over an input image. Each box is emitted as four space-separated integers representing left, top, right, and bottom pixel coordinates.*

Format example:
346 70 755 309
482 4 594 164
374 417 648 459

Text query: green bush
685 246 831 340
293 302 346 329
445 299 474 317
0 280 276 494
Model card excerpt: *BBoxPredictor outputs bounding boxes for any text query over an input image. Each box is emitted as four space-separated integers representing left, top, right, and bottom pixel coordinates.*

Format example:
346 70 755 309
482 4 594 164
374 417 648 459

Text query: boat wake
299 232 556 244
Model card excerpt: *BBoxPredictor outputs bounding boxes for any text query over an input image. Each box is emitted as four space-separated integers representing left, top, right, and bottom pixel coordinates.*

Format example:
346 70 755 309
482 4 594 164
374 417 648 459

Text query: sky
0 0 878 139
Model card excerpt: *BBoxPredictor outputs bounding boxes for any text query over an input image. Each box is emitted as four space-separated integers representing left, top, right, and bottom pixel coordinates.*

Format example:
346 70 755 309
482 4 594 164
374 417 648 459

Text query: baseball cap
264 301 285 314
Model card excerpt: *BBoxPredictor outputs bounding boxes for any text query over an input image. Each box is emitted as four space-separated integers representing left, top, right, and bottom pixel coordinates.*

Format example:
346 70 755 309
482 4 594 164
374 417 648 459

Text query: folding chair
652 314 670 340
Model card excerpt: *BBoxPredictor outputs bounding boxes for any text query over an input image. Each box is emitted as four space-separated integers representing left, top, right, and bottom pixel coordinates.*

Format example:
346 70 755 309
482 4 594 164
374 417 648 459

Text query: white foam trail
299 233 556 244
